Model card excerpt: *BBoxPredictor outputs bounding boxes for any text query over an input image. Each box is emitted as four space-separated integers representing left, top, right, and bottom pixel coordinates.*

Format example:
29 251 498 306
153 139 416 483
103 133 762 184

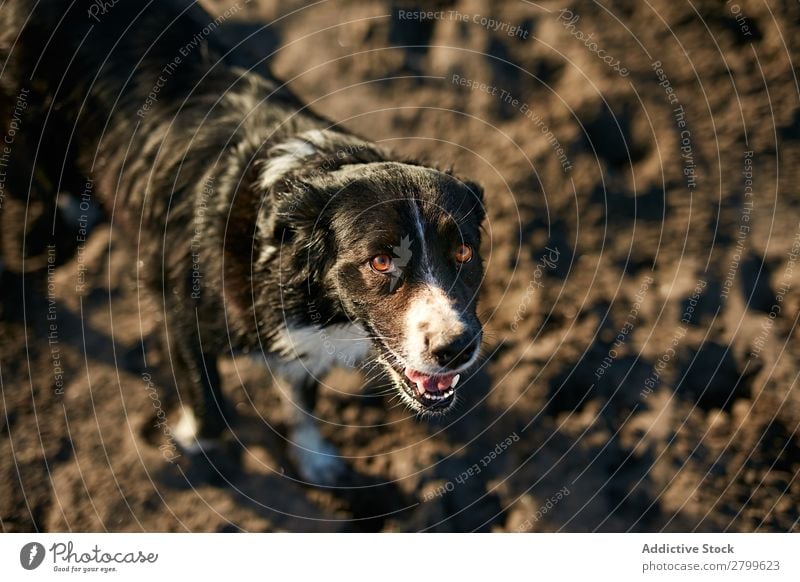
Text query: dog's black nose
431 334 475 368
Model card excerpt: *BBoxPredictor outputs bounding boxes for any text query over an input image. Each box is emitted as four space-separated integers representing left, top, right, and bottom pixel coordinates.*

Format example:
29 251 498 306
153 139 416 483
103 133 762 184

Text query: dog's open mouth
372 335 477 414
405 368 459 403
385 364 461 412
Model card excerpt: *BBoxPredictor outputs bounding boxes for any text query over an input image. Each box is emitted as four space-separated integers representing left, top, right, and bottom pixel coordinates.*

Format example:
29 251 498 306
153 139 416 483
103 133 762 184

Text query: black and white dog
0 0 485 484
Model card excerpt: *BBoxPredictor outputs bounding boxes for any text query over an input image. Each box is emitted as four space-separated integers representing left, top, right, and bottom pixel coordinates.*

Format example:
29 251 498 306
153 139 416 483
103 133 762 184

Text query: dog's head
260 130 485 414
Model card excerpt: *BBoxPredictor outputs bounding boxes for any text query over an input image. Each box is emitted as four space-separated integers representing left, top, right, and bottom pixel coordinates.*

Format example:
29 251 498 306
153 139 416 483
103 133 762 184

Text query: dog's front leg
275 366 346 486
171 336 232 453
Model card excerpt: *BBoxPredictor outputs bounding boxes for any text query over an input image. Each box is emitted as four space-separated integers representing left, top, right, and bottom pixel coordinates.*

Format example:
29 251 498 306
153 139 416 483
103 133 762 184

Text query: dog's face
333 165 484 414
291 161 485 414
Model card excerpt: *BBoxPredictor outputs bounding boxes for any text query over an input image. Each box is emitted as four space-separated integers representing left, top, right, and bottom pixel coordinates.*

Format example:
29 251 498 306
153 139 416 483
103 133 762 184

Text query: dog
0 0 485 484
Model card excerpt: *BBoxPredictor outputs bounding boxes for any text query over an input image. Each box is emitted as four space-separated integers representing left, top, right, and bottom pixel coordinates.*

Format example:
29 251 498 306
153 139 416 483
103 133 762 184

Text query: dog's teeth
451 374 460 388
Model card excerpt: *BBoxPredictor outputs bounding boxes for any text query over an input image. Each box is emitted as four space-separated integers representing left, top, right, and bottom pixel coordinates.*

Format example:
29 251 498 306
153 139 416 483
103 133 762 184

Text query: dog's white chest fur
269 323 371 380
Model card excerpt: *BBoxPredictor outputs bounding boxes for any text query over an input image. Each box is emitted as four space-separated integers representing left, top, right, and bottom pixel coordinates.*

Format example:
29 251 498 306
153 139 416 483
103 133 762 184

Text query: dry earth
1 0 799 531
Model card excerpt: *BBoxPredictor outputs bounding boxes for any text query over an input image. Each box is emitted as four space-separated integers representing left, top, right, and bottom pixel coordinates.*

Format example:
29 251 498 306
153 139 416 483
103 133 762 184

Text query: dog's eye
370 254 394 273
455 243 473 264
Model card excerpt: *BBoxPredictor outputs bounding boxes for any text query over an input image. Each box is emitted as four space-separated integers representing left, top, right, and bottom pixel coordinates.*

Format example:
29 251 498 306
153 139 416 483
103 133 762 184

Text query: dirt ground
1 0 799 532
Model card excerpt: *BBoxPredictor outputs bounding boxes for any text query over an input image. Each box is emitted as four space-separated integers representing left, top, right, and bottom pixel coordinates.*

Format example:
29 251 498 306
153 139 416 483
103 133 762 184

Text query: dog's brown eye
370 254 394 273
455 244 473 264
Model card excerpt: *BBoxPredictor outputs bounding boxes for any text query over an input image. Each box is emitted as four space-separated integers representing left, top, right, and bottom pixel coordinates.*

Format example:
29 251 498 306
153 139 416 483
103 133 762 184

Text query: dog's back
0 0 309 272
2 0 252 183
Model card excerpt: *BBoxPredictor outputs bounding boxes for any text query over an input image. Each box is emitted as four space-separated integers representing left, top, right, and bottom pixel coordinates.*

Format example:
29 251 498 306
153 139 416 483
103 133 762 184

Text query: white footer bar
1 533 797 581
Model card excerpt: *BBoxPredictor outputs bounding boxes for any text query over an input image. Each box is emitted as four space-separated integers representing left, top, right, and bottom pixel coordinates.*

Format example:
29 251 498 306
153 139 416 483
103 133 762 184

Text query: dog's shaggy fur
0 0 485 483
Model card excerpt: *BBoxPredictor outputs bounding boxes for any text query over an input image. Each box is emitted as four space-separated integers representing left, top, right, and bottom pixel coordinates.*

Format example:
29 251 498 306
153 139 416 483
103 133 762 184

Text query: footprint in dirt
676 342 755 411
577 100 651 168
739 254 775 314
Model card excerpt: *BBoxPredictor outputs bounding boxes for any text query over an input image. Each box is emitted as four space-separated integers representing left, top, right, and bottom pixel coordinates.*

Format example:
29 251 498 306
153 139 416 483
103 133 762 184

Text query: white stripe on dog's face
410 200 439 286
403 284 467 371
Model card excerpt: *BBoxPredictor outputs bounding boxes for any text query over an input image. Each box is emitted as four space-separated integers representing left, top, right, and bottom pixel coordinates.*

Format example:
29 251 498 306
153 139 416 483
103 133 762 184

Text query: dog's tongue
405 368 456 395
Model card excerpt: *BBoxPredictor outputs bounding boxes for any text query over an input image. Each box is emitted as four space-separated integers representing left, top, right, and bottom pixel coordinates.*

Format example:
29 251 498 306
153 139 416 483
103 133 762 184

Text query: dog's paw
168 408 241 485
289 424 347 486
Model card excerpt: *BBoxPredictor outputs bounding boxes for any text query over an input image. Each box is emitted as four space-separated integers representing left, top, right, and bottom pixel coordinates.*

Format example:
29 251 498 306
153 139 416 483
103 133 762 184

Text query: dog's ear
461 179 485 223
267 180 324 241
255 130 388 282
264 180 336 285
463 180 484 202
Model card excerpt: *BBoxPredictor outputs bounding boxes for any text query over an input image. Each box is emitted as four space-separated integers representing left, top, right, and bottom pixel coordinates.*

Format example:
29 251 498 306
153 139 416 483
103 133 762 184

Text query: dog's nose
430 334 475 368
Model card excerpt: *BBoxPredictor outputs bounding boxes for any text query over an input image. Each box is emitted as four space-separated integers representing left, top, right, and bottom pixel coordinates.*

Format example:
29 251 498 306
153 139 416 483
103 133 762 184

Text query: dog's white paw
173 408 220 455
289 424 346 485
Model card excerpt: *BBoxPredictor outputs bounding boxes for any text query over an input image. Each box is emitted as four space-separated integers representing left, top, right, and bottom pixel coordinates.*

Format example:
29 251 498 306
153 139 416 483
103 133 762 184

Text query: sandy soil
1 0 799 532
